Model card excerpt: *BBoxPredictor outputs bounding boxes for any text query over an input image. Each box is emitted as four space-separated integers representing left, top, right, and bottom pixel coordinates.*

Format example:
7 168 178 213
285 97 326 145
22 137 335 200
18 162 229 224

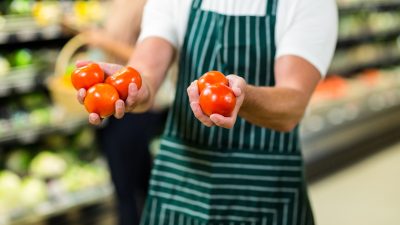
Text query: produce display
0 1 120 224
339 12 400 39
0 49 33 69
0 55 11 77
0 1 106 27
0 127 110 223
0 92 53 135
337 0 399 7
303 66 400 135
330 39 400 74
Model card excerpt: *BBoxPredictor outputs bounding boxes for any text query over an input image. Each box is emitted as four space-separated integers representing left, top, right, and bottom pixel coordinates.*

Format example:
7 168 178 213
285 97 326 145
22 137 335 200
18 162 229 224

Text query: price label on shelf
0 86 11 97
41 25 62 39
17 130 39 144
14 79 35 93
16 29 37 42
0 32 8 44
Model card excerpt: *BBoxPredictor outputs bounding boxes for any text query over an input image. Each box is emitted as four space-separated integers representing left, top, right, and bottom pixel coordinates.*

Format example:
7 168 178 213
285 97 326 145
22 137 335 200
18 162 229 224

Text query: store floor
308 142 400 225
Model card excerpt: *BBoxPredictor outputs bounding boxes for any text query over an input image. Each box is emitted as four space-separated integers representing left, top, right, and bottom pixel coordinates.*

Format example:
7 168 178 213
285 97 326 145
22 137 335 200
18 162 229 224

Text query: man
78 0 337 224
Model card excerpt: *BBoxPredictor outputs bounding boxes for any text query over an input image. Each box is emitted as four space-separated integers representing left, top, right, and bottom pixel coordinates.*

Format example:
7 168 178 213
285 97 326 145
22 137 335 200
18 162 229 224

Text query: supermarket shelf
0 66 47 97
0 117 88 145
339 2 400 14
337 28 400 49
329 55 400 76
2 185 113 225
301 86 400 181
0 16 68 45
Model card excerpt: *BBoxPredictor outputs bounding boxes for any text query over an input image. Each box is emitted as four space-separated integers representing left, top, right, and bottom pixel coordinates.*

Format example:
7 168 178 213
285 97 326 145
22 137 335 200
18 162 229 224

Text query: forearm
239 55 321 132
126 37 175 112
239 85 310 131
97 36 134 62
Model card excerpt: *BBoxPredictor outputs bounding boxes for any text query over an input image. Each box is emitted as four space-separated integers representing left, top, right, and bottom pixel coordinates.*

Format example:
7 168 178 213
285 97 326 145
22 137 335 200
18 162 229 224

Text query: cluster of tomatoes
71 64 235 119
197 71 236 117
71 63 142 118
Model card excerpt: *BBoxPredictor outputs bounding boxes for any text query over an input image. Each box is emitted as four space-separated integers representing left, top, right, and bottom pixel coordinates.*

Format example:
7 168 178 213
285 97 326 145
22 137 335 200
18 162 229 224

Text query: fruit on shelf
358 69 380 86
29 151 67 179
9 0 31 15
20 92 49 111
19 176 48 207
0 55 10 77
32 1 62 26
60 164 109 192
42 133 70 149
5 149 32 175
29 107 52 126
11 111 30 129
314 75 348 98
0 170 22 211
0 119 11 136
73 1 105 27
72 127 95 150
11 49 33 68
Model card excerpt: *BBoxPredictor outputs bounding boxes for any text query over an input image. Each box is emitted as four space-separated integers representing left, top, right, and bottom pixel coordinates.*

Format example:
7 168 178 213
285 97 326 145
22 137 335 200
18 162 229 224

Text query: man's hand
187 75 246 129
75 60 150 125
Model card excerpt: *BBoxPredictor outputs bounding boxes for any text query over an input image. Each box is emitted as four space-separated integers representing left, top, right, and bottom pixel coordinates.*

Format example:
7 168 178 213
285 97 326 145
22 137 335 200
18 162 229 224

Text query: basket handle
54 34 88 77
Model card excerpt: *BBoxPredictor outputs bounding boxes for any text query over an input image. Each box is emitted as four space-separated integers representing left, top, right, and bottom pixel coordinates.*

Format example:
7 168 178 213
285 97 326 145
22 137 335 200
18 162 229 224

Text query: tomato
105 66 142 100
197 71 228 94
199 84 236 117
71 63 104 90
84 83 119 118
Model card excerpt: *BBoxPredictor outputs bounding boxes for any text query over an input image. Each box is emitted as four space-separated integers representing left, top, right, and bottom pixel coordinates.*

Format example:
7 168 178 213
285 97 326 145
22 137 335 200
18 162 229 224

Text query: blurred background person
65 0 169 224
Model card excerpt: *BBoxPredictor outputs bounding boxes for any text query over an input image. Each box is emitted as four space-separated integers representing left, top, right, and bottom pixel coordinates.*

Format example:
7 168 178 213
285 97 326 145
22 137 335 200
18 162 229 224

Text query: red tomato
105 66 142 100
71 63 104 90
197 71 228 94
84 83 119 118
199 84 236 117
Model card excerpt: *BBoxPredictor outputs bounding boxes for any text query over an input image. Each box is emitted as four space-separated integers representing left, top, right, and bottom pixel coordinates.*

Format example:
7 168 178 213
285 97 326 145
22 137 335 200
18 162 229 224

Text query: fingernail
116 101 124 109
78 89 84 96
129 83 137 91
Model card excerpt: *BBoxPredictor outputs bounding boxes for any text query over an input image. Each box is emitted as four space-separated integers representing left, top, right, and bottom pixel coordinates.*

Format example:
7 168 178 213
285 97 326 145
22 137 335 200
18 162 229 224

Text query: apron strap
192 0 202 10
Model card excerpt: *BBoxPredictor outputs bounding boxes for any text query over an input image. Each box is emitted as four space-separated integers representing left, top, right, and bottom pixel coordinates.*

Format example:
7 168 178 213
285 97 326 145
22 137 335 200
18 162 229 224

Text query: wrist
239 84 251 113
131 77 155 112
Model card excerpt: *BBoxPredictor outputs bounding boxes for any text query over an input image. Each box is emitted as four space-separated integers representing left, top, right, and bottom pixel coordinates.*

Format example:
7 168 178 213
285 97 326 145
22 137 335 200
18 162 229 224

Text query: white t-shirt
138 0 338 76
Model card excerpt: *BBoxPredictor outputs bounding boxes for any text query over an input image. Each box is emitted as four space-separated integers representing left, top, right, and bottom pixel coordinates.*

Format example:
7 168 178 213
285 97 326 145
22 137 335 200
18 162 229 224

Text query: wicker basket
46 34 89 119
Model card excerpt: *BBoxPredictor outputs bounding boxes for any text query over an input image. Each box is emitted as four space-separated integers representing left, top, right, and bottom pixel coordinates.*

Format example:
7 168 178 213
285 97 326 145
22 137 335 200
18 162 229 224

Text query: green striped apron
140 0 314 224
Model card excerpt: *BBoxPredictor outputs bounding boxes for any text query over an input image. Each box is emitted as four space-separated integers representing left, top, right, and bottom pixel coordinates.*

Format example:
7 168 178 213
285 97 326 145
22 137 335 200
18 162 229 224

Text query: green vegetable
0 55 10 76
0 170 22 209
12 49 33 67
20 176 48 207
5 149 31 174
30 107 51 126
29 151 67 179
20 92 48 110
9 0 31 15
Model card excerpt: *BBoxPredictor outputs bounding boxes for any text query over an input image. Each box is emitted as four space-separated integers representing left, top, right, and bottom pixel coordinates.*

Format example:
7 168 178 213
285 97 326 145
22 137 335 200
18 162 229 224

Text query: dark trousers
96 110 168 225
